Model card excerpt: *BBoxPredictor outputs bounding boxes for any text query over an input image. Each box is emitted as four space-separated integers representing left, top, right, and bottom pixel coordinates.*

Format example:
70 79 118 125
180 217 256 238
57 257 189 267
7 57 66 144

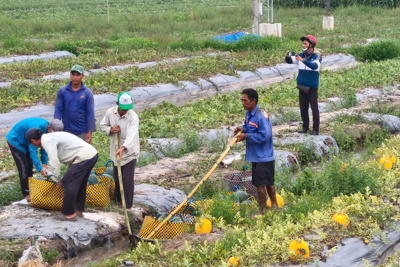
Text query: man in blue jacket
54 65 96 143
286 35 322 135
6 118 63 200
234 88 278 215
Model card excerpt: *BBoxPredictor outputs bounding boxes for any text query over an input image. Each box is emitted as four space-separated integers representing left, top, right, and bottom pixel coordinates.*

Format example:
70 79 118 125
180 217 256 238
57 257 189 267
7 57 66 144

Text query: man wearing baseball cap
54 64 96 143
285 35 322 135
100 92 140 212
26 128 98 221
6 118 63 201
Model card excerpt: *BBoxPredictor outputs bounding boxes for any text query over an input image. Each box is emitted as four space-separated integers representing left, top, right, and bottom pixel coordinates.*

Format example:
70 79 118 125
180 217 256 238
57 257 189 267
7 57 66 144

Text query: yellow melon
288 239 309 261
332 212 350 227
267 194 284 208
195 218 212 234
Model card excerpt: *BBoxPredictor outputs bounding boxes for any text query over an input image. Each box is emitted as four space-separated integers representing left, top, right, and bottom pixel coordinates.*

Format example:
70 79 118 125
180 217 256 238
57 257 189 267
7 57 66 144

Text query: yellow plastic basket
86 175 111 207
29 177 64 210
29 175 111 210
93 166 115 200
138 214 195 240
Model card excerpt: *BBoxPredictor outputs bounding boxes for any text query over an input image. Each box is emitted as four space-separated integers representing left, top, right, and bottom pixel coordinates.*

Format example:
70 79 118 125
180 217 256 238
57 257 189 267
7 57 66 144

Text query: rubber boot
257 186 267 215
266 185 278 209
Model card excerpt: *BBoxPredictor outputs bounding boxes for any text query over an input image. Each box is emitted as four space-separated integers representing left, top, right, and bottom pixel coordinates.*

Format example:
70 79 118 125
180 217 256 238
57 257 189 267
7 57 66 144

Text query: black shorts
252 161 275 187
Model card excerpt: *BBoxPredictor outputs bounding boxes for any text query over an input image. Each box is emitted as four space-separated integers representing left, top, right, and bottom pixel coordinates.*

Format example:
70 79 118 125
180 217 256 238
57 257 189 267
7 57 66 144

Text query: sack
297 85 311 94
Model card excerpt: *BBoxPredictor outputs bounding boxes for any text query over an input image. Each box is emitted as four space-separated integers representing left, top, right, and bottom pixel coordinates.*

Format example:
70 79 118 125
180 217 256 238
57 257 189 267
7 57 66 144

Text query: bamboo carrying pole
116 132 133 237
145 134 240 240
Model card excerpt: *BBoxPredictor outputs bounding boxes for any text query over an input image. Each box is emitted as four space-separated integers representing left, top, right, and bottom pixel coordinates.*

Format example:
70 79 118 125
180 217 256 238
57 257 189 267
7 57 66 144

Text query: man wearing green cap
54 65 96 143
100 92 140 211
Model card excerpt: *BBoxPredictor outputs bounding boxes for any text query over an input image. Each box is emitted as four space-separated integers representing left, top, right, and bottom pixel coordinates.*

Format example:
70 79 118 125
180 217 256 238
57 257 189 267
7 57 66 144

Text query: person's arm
28 144 45 174
99 111 112 134
86 91 96 133
245 114 272 144
303 53 321 70
54 89 64 120
40 147 48 167
285 50 294 64
42 140 62 178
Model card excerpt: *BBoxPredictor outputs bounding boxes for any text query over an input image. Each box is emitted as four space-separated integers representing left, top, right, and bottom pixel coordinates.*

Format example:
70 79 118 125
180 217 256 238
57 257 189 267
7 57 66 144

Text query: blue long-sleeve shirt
6 117 49 172
54 81 96 135
285 51 322 88
243 105 274 163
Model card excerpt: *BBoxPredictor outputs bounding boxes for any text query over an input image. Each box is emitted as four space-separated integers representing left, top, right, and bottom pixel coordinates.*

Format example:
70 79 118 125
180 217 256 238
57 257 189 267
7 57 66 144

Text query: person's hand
85 131 92 143
286 50 291 57
236 133 246 142
115 146 125 159
110 125 120 134
39 168 47 176
295 54 304 62
233 127 243 136
56 181 62 188
42 164 48 169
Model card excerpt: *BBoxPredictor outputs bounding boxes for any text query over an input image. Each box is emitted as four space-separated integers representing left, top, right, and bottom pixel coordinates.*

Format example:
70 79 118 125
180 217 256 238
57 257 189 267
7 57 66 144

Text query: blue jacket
285 51 322 88
54 81 96 135
6 117 49 172
243 105 274 163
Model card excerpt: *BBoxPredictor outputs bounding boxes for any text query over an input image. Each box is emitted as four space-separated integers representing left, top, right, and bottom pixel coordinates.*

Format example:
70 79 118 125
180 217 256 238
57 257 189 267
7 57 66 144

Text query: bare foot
75 210 84 217
24 195 31 202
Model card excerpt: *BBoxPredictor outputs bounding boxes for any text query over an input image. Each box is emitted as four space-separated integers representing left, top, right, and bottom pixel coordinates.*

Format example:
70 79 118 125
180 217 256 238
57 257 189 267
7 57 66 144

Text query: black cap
25 128 43 142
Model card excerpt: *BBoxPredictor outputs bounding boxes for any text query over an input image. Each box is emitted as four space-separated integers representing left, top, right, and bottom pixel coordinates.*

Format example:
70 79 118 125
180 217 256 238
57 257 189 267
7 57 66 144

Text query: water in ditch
59 236 131 267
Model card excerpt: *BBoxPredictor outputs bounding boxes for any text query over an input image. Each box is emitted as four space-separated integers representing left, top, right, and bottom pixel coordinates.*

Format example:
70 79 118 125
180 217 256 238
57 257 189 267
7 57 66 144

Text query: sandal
54 214 78 222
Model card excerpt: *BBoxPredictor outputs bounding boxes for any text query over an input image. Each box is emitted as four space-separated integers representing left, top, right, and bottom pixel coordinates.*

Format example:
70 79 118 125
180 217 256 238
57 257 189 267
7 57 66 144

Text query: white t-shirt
41 132 97 177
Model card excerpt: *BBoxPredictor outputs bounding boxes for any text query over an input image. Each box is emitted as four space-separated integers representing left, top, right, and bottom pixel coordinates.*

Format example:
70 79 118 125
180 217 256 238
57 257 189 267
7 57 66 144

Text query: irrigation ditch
2 52 400 266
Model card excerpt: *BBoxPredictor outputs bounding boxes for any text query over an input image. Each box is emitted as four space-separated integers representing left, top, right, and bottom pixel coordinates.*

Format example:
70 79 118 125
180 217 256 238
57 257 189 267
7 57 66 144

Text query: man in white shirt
26 128 98 221
100 92 140 212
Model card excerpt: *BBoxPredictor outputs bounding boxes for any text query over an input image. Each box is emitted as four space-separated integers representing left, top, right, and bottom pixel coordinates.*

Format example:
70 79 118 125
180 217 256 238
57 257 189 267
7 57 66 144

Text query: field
2 0 400 266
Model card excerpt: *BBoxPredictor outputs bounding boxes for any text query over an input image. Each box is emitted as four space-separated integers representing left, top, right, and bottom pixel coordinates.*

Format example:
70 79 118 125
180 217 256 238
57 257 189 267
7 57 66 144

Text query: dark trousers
61 154 98 215
113 159 136 209
299 88 320 131
8 142 32 197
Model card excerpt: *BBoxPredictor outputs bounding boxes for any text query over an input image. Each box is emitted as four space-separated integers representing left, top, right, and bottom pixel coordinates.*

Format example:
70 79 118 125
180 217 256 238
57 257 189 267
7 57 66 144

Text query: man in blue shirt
6 117 63 200
54 65 96 143
234 88 278 215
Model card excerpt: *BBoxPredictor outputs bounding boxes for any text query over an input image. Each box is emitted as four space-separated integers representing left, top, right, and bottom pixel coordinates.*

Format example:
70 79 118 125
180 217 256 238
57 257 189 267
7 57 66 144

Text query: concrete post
259 23 282 37
252 0 260 35
323 16 334 30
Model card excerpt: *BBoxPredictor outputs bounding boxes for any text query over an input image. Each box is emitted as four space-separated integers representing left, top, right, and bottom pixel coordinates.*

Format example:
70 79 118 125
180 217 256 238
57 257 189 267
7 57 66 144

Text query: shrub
2 35 20 50
0 178 22 206
113 37 159 52
55 41 79 55
350 40 400 62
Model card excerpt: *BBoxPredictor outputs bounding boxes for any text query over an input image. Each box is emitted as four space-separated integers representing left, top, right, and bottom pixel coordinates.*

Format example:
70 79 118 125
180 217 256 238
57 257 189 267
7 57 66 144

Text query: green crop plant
88 135 400 266
0 177 22 206
39 245 60 265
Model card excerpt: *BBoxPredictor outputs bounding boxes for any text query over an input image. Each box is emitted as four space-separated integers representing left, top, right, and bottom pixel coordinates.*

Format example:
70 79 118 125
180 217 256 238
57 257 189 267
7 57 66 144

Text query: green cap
70 64 84 74
118 92 133 110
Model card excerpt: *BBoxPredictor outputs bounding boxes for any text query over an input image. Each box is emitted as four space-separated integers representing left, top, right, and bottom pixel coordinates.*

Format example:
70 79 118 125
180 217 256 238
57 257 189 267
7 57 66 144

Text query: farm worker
99 92 139 212
285 35 322 135
26 128 98 221
54 64 96 143
6 118 63 201
233 88 278 215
